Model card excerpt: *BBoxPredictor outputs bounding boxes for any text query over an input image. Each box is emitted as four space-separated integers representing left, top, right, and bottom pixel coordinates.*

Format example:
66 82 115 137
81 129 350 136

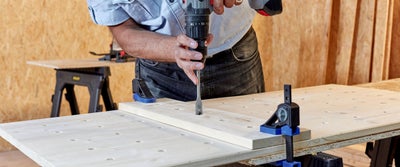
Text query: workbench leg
88 82 103 113
51 83 64 117
101 77 117 111
65 84 80 115
367 136 399 167
395 138 400 166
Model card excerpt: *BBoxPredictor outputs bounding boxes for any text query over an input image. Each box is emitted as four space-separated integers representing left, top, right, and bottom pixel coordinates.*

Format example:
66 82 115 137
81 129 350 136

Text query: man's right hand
109 19 212 85
174 34 213 85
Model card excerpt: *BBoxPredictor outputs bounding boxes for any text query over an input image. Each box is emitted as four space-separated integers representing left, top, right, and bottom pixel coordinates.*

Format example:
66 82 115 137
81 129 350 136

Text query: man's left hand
213 0 243 14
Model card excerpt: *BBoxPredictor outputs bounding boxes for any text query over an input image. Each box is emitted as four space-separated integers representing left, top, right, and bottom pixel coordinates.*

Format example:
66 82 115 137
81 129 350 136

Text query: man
87 0 265 101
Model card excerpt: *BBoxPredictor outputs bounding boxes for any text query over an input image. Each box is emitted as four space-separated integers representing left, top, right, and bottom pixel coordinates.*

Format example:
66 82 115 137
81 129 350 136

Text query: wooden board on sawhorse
27 59 134 117
119 99 311 150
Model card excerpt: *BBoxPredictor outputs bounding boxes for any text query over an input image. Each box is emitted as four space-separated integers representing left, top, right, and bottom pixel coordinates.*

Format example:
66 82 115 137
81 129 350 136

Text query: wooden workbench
27 59 135 116
1 81 400 166
27 58 134 69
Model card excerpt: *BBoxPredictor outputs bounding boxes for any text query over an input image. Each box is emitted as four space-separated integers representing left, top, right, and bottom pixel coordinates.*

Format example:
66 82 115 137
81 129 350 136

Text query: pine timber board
327 0 359 85
119 100 311 150
27 58 134 69
349 0 376 84
0 111 248 167
358 78 400 91
371 0 394 81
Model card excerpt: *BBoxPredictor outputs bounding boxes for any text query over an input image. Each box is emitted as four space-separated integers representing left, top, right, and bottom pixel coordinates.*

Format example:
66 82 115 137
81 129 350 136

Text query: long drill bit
195 70 202 115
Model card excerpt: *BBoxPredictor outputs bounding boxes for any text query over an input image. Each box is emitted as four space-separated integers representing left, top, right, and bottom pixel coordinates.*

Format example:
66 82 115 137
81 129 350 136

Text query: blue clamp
133 93 156 103
282 160 301 167
259 84 301 167
281 125 300 136
132 78 156 103
260 125 299 136
266 159 301 167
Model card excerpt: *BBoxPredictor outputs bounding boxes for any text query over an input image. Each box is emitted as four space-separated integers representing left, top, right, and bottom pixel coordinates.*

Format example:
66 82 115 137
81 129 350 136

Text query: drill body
181 0 283 60
183 0 212 63
182 0 212 115
182 0 283 115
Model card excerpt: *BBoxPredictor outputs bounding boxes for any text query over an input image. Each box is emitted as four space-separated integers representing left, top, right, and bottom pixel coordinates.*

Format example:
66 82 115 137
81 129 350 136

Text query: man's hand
175 34 213 85
109 19 213 85
213 0 243 14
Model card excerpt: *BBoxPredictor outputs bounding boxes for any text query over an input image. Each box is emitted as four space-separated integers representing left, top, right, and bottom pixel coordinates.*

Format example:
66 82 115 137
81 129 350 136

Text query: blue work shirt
87 0 256 56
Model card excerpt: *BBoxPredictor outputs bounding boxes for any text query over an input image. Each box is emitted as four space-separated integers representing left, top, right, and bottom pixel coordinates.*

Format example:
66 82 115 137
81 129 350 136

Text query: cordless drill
182 0 212 115
183 0 283 115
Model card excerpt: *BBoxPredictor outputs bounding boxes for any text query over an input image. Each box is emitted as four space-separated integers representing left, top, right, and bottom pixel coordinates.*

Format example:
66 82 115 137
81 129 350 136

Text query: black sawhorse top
51 67 117 117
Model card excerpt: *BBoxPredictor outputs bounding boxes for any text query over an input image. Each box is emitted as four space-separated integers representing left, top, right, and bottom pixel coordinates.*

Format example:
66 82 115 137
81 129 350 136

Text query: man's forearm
109 19 177 62
109 18 206 84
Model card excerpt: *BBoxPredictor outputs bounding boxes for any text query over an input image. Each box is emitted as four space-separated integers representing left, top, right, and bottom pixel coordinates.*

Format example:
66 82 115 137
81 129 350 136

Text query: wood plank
242 84 400 165
389 0 400 78
256 0 333 90
119 84 400 150
119 100 311 149
383 0 394 79
27 58 134 69
349 0 376 84
358 78 400 91
0 150 39 167
0 111 248 167
201 84 400 140
371 0 394 82
326 0 359 85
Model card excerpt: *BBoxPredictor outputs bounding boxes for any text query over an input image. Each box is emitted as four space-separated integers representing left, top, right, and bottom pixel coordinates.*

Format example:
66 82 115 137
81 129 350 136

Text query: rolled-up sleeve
87 0 130 26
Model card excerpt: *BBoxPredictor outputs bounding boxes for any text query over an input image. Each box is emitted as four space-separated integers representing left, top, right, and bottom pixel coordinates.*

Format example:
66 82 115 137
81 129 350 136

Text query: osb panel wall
0 0 134 151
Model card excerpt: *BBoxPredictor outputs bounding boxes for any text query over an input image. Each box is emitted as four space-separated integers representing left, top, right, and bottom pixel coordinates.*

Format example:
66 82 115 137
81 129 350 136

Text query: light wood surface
371 0 394 81
27 59 134 69
0 111 249 167
119 100 311 149
198 84 400 140
0 146 372 167
0 150 39 167
3 0 400 153
2 84 400 166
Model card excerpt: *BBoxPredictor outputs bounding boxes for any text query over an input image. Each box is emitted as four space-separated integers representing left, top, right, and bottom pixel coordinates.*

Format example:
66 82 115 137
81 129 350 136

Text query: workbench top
0 110 248 167
27 58 134 69
1 83 400 166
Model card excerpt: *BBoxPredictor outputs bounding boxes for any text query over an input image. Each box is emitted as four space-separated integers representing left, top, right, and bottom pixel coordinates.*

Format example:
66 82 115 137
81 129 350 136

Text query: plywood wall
254 0 399 91
0 0 398 152
254 0 334 90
